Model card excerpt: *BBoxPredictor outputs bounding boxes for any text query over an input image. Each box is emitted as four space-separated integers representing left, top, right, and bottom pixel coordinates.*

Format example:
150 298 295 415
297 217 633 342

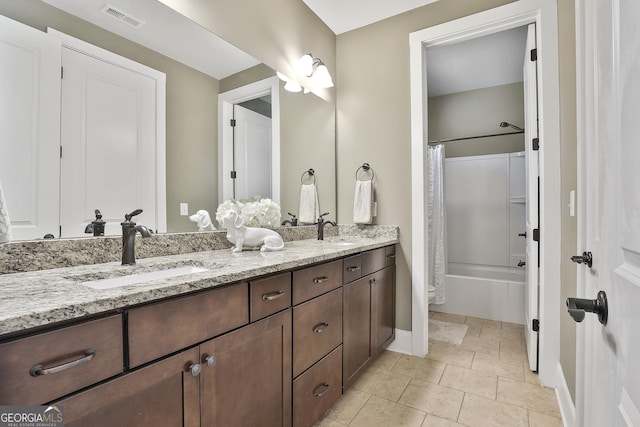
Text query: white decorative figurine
189 210 216 231
222 211 284 252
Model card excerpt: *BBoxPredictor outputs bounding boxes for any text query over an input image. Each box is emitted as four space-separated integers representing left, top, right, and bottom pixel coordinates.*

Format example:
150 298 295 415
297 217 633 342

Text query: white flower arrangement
216 196 281 229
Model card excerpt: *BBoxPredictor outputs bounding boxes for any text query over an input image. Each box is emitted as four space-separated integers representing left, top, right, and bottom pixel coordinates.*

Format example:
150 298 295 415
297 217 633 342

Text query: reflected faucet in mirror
281 213 298 226
121 209 152 265
84 210 106 236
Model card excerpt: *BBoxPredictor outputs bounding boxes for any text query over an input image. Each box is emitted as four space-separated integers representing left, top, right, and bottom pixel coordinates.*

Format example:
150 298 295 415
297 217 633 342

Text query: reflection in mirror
0 0 336 240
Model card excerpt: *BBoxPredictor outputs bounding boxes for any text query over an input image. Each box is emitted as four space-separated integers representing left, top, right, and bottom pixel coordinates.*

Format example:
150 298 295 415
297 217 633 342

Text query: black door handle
517 260 526 267
570 251 593 268
566 291 608 325
518 232 527 238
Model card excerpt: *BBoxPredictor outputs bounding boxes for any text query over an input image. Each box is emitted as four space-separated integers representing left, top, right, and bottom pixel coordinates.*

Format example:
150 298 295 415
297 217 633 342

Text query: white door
232 104 272 200
0 15 61 240
60 47 160 237
575 0 640 425
522 23 540 372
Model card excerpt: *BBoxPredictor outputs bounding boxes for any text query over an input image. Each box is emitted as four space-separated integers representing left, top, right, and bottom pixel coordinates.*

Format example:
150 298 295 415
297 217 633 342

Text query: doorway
409 0 561 389
218 76 280 204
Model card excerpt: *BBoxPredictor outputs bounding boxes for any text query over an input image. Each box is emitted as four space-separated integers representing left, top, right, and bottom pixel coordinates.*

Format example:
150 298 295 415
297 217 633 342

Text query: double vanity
0 225 397 426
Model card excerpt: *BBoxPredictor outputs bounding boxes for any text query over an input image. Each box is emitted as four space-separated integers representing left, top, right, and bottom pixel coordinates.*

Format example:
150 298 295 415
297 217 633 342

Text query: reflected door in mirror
233 104 272 200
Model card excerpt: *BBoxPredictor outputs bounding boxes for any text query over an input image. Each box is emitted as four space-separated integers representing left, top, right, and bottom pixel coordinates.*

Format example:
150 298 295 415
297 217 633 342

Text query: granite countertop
0 231 397 337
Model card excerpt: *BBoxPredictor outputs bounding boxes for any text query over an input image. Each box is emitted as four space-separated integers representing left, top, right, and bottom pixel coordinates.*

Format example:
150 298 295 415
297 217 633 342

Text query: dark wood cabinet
343 276 371 389
371 265 396 356
200 309 292 427
343 246 396 387
55 347 200 427
2 244 396 427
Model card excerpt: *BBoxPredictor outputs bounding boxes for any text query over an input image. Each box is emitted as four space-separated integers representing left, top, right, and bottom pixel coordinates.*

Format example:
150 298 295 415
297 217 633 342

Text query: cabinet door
55 347 200 427
343 276 371 388
200 309 292 427
371 265 395 357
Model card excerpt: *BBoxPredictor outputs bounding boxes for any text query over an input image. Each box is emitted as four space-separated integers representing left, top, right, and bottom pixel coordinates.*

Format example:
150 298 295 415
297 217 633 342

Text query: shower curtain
427 145 446 304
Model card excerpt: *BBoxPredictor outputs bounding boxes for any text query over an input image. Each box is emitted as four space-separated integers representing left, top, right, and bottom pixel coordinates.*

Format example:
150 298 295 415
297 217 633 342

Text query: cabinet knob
370 278 380 286
189 363 202 376
204 355 217 368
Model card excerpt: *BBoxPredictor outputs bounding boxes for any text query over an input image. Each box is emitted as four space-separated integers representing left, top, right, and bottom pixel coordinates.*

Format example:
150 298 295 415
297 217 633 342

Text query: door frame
218 76 280 204
409 0 562 387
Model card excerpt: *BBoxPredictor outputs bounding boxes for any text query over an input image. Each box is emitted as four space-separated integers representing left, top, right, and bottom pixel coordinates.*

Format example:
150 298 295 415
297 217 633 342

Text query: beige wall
0 0 219 233
336 0 516 331
428 83 525 157
558 0 578 402
159 0 336 103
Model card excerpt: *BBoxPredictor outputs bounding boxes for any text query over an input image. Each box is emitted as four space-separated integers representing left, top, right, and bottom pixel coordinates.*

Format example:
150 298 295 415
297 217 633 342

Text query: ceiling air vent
101 4 145 29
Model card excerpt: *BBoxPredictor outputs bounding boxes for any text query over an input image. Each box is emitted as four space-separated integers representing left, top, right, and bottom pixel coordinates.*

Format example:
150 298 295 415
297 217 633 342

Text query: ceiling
302 0 439 35
41 0 526 96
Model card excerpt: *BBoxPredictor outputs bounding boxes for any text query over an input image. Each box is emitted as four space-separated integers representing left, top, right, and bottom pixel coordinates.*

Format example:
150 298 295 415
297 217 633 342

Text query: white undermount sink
81 266 209 290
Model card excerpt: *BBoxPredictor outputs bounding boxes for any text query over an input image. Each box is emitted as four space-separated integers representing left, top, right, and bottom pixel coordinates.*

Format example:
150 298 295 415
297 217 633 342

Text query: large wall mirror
0 0 336 240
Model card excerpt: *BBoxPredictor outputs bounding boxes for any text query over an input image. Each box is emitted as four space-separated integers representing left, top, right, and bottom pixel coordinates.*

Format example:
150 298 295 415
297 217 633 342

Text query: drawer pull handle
386 253 396 259
313 383 330 397
262 290 285 301
30 348 96 377
313 276 330 284
346 266 361 272
313 322 329 333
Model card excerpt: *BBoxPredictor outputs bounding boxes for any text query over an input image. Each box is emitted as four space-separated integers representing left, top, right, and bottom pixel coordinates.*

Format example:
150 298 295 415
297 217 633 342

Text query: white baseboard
386 329 412 355
556 362 576 427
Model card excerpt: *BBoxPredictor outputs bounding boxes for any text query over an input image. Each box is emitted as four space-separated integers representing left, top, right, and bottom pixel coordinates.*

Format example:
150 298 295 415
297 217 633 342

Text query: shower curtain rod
427 130 524 145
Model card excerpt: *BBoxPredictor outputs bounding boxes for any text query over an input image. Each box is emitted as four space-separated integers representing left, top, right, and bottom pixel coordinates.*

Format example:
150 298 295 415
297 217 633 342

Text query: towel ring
355 163 374 181
301 168 316 185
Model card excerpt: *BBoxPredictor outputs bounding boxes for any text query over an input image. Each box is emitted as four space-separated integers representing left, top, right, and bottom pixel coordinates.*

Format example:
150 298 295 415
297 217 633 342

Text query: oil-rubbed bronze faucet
121 209 152 265
316 212 336 240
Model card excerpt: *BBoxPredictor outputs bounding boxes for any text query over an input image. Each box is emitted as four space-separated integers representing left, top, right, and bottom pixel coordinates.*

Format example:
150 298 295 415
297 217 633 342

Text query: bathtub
429 263 526 324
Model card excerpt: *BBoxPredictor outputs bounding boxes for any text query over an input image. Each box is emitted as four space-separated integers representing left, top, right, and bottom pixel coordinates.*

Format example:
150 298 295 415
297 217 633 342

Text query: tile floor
314 311 563 427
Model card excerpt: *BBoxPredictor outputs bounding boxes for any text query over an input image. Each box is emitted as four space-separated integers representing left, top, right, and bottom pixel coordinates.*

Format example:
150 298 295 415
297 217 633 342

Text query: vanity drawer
385 245 397 267
128 283 248 368
293 287 342 377
292 259 342 305
343 254 362 284
0 314 123 405
293 345 342 427
362 247 390 276
250 273 292 322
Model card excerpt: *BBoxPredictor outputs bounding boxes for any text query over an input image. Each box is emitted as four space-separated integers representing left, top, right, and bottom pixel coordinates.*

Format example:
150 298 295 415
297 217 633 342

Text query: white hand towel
0 180 12 243
299 183 320 224
353 180 373 224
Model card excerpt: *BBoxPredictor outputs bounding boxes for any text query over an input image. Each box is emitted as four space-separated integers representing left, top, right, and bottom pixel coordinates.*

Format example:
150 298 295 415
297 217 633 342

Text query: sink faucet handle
124 209 143 222
318 212 330 221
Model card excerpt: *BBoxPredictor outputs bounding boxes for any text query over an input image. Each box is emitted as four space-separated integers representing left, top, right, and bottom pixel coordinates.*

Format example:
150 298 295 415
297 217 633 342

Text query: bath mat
429 319 468 345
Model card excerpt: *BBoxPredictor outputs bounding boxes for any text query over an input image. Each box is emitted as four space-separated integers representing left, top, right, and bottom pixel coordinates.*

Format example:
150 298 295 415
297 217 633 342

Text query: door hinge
532 138 539 151
532 228 540 242
230 171 237 179
61 66 64 79
230 119 236 127
532 319 540 332
59 146 63 158
530 48 537 61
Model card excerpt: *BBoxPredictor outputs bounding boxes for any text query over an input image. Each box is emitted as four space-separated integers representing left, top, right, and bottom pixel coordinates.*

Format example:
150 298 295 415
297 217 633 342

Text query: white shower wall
431 152 526 323
445 152 526 270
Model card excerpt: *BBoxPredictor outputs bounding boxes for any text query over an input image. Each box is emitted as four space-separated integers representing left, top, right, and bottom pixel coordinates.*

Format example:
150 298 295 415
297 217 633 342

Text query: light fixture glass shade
313 64 334 88
295 54 314 77
284 80 302 92
276 71 290 82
